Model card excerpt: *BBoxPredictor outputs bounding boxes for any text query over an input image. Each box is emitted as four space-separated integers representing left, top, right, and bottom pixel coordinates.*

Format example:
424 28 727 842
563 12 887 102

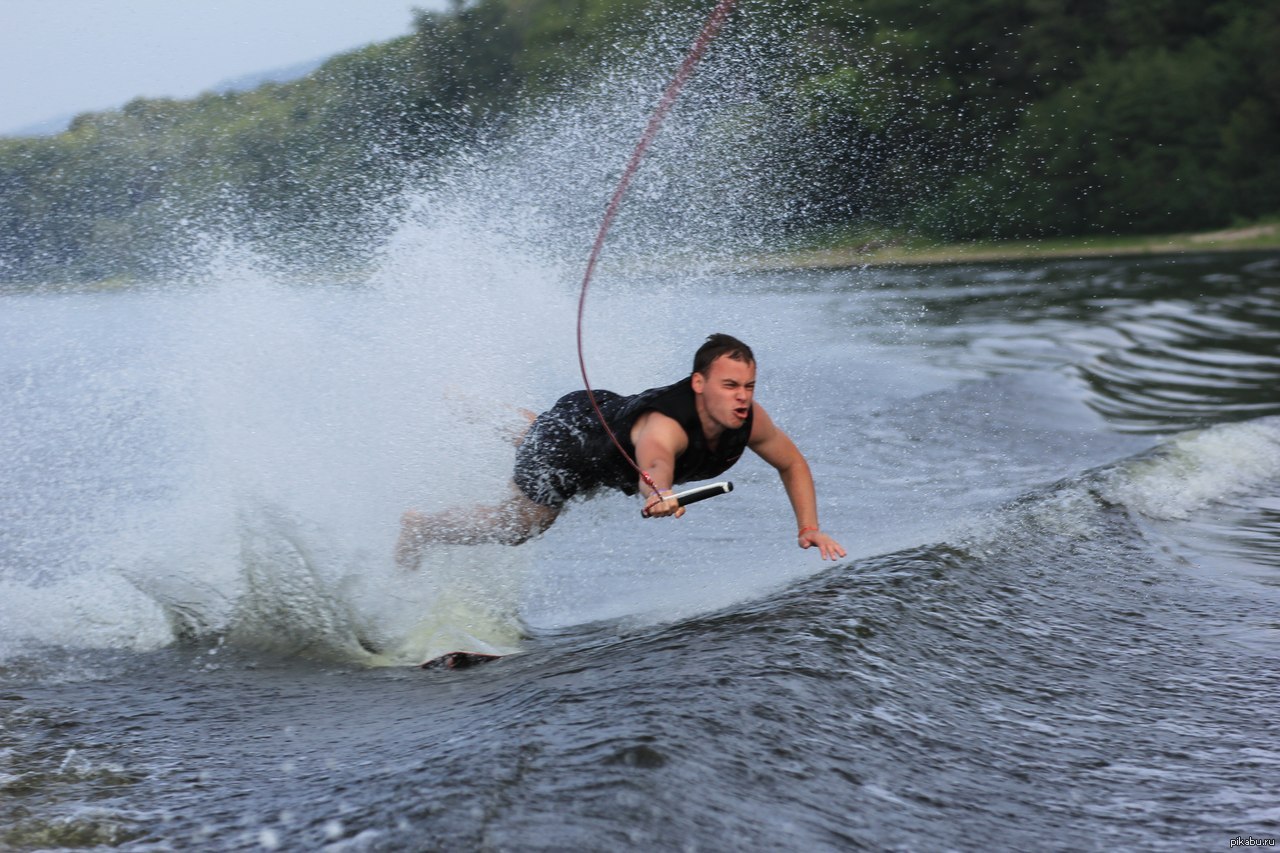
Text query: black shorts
513 390 622 508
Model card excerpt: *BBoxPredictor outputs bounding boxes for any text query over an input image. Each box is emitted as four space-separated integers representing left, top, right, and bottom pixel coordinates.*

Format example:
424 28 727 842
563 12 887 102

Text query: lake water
2 249 1279 850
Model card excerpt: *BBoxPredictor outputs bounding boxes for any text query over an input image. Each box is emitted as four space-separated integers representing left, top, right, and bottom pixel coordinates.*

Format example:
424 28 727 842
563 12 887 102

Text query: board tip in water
420 651 503 671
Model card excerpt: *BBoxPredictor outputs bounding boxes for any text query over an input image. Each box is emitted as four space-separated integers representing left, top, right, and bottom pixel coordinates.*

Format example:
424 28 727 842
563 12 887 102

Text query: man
397 333 846 565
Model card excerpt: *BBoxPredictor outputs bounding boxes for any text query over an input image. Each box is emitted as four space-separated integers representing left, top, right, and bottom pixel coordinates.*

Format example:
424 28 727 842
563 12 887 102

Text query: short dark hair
693 333 755 376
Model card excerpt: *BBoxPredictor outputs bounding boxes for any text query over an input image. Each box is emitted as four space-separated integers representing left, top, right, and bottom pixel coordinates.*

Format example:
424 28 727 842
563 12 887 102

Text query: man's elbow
779 454 814 480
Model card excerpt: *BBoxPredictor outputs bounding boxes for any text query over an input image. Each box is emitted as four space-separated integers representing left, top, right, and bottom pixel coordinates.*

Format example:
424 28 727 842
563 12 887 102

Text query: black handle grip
641 481 734 517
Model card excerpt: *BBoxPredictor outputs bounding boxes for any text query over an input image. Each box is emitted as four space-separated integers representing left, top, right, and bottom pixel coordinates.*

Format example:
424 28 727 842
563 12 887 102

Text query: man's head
692 333 754 377
691 333 756 433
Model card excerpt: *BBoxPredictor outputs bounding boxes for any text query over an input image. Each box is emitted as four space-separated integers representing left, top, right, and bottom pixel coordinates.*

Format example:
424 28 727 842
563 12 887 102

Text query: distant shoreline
5 223 1277 293
750 222 1280 271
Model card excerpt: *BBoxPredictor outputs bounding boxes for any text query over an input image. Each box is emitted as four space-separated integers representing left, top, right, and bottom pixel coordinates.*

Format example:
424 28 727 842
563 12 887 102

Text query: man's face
692 355 756 432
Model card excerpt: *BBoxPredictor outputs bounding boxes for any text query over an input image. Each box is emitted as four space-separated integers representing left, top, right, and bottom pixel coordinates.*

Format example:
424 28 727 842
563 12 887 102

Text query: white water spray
0 22 812 667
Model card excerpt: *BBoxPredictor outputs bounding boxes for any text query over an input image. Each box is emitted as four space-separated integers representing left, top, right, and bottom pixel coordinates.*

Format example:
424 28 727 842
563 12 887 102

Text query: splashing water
0 19 829 668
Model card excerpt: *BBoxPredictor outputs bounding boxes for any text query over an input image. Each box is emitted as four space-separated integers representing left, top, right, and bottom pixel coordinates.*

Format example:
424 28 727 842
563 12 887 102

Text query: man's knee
499 493 559 544
495 527 536 546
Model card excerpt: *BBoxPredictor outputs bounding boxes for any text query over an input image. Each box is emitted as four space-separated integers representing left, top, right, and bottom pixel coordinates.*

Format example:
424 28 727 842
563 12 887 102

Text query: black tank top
590 376 753 495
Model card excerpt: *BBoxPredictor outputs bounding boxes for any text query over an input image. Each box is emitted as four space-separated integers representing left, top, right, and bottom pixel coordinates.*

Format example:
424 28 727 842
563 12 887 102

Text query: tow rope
575 0 741 500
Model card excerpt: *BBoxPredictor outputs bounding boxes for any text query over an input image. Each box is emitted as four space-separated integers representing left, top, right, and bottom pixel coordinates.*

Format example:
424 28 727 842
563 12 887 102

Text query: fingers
798 532 847 561
650 495 679 517
824 539 847 560
642 491 682 518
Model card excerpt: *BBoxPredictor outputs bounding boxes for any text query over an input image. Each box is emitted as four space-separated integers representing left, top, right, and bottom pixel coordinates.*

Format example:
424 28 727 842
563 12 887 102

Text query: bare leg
396 484 560 568
504 407 538 446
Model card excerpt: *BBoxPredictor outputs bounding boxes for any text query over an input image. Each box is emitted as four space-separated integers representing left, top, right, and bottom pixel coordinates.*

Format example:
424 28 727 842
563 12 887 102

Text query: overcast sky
0 1 439 135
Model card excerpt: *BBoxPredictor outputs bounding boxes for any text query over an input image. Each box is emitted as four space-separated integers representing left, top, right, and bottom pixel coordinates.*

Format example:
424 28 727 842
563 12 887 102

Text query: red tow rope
575 0 741 496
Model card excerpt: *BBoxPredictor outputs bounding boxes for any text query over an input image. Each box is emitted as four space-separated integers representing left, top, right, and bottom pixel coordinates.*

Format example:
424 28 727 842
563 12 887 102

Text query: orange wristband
798 525 819 536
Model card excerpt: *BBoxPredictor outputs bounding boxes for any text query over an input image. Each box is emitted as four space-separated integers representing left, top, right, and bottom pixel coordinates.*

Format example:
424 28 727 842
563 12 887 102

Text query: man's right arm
629 410 688 518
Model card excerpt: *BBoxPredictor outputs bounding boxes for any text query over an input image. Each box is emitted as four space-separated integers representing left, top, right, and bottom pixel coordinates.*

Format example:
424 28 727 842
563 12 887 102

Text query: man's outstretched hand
799 528 846 561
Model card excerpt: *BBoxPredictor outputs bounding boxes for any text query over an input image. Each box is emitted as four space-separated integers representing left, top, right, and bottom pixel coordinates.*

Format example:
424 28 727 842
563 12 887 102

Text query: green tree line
1 0 1276 283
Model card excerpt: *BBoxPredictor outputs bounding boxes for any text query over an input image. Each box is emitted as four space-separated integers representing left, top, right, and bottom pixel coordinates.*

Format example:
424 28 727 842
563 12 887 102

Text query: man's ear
690 371 705 393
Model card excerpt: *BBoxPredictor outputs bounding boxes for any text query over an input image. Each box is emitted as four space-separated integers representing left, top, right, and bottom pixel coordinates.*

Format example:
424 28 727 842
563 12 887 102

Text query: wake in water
953 415 1280 561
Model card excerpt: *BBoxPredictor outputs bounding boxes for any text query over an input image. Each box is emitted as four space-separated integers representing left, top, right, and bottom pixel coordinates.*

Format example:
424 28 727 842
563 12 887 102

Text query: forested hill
1 0 1277 284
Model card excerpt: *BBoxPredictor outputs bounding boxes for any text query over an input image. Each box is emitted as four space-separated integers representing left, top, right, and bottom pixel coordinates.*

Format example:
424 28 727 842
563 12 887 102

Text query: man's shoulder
629 406 692 456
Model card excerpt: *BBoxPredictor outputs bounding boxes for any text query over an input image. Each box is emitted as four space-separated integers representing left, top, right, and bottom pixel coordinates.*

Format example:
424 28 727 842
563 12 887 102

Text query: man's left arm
748 405 847 561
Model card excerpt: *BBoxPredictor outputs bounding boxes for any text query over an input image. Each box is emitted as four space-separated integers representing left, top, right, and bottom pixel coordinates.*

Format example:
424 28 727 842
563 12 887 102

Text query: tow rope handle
640 481 734 517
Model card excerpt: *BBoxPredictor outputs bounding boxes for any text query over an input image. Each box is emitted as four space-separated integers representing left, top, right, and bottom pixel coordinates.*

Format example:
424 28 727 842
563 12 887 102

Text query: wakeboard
421 651 502 670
